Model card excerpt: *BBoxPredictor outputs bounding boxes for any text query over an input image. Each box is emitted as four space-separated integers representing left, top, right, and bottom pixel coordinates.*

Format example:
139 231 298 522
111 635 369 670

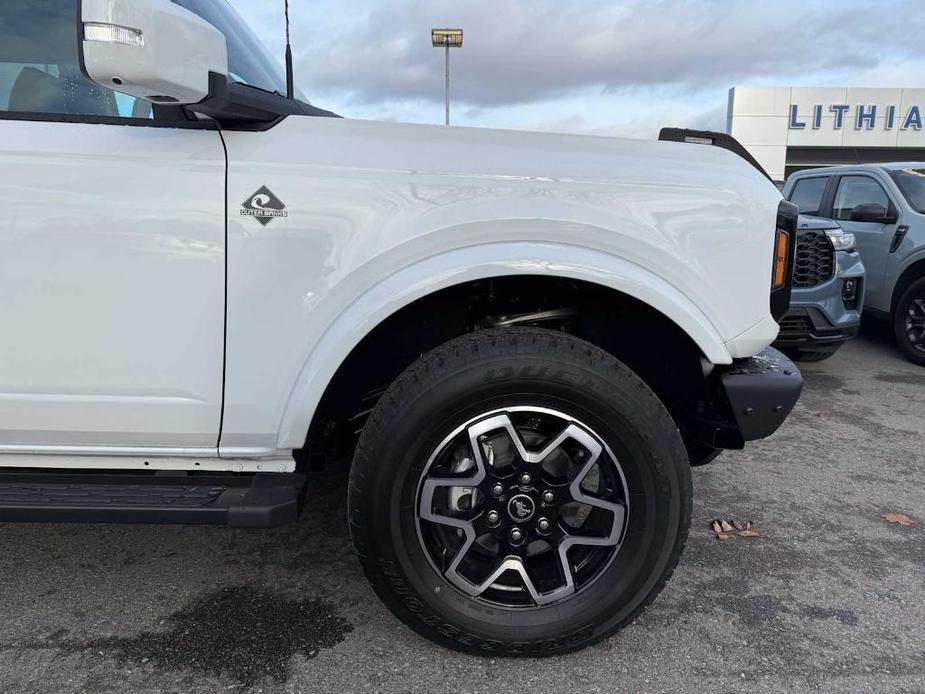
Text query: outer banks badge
240 186 288 226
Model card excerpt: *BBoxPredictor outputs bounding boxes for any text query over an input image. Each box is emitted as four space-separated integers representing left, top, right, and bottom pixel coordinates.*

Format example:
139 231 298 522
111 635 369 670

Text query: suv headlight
825 228 856 252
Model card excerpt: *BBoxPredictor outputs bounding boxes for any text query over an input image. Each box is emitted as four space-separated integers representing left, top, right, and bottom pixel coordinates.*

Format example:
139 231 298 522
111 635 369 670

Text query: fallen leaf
738 529 760 537
720 520 734 533
733 520 745 531
716 533 730 541
882 512 914 527
712 520 723 533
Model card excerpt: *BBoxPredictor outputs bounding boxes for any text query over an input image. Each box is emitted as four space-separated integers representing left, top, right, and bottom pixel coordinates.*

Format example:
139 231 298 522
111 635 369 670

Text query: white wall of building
727 86 925 180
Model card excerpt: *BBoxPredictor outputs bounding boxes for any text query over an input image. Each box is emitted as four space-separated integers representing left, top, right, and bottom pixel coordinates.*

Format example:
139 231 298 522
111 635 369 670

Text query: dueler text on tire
348 327 692 655
894 276 925 366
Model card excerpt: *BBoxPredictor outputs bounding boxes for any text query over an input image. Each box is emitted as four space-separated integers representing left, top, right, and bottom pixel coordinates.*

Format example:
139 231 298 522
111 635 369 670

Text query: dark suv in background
783 164 925 365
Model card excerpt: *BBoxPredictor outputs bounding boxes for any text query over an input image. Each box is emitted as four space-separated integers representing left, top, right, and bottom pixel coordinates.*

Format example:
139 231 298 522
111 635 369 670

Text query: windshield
889 168 925 214
172 0 288 95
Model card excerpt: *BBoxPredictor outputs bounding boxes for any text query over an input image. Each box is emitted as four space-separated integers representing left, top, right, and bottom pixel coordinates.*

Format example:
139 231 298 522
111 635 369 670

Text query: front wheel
348 328 692 655
785 349 836 363
894 277 925 367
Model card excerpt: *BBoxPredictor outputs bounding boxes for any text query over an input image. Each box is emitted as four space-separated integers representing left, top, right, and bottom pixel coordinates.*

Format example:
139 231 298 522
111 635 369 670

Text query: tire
348 327 692 656
791 350 836 363
893 277 925 367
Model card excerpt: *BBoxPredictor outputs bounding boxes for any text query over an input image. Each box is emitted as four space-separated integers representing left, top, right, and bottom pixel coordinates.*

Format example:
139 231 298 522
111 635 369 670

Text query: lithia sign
789 103 923 131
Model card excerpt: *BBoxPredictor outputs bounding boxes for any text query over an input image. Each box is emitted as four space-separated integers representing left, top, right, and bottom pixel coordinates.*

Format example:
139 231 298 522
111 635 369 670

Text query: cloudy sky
233 0 925 139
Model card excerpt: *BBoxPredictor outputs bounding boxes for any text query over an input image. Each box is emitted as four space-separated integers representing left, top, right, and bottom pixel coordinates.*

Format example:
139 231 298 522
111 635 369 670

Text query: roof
874 162 925 171
794 162 925 174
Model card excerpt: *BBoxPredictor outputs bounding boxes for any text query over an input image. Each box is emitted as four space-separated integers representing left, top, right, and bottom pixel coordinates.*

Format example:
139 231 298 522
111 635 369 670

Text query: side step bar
0 472 306 527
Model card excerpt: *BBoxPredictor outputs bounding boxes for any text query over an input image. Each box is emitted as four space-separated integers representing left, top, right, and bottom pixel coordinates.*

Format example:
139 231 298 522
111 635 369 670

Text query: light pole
431 29 463 126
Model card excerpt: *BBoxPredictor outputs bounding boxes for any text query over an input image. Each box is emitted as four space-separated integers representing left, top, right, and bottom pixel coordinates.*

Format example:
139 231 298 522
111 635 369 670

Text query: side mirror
80 0 228 105
850 203 897 225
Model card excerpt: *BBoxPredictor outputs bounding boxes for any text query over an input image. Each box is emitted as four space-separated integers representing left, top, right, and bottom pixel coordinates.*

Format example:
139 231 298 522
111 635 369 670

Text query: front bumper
694 347 803 449
775 307 860 352
773 250 865 353
720 347 803 442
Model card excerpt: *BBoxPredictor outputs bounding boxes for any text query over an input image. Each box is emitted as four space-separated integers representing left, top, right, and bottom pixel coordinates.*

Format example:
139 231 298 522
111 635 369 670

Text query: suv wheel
786 350 836 363
894 276 925 366
348 328 692 655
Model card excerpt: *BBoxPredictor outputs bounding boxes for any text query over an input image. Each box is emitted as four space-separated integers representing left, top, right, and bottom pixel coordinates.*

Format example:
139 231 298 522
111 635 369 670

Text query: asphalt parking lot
1 324 923 694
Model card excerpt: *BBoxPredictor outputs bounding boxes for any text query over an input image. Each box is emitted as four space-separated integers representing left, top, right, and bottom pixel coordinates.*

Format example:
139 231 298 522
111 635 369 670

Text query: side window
787 176 829 215
832 176 890 221
0 1 151 119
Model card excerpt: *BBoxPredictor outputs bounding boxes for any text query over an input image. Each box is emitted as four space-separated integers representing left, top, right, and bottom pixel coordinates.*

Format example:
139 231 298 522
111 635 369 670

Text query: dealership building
727 86 925 182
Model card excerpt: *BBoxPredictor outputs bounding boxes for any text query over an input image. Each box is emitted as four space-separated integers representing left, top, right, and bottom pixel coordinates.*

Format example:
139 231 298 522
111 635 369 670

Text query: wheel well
892 259 925 313
296 276 710 472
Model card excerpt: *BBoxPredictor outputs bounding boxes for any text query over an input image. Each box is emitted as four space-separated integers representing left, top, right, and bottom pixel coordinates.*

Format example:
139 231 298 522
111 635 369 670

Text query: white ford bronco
0 0 803 655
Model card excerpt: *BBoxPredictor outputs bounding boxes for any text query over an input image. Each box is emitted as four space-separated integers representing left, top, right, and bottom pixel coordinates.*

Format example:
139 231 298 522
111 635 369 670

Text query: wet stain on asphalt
880 533 925 568
33 586 353 686
691 574 862 630
874 372 925 387
696 575 750 596
716 593 787 626
801 605 859 626
801 372 846 394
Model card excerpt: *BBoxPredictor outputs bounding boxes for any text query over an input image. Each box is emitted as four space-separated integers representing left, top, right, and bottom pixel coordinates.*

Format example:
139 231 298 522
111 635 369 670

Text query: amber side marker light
772 228 789 289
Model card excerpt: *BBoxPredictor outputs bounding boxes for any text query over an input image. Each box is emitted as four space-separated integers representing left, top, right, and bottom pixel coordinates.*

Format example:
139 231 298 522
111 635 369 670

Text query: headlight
825 228 856 252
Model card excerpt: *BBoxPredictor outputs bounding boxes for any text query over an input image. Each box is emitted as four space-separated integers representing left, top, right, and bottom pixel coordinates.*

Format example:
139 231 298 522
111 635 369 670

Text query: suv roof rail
658 128 773 183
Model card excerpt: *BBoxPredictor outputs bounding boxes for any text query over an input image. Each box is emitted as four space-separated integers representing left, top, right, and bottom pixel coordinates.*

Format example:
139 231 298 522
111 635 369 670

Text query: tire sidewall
351 335 691 654
894 277 925 366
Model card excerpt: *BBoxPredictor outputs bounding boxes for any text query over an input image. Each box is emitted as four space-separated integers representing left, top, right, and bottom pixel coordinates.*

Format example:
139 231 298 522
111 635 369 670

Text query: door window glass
888 168 925 214
833 176 890 221
787 176 829 215
172 0 289 96
0 1 151 118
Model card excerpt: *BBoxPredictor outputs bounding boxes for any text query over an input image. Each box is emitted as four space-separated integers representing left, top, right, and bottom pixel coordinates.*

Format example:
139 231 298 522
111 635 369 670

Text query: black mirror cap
850 202 898 224
188 73 339 130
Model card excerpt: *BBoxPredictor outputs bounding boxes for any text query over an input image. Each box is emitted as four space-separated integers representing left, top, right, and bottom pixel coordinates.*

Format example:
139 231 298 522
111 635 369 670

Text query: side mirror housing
850 202 897 225
80 0 228 105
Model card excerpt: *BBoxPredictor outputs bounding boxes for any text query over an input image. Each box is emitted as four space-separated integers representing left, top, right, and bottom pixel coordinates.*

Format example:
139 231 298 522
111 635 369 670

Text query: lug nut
537 517 551 533
491 483 504 497
487 510 500 526
519 472 532 486
542 490 554 504
509 527 524 544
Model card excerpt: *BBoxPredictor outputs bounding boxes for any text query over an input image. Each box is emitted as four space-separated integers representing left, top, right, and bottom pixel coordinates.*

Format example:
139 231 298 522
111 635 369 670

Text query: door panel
0 119 225 448
830 174 897 312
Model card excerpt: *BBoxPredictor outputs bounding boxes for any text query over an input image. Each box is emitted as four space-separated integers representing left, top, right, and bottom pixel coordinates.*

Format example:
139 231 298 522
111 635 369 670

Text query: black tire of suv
348 327 692 656
894 276 925 366
791 350 836 363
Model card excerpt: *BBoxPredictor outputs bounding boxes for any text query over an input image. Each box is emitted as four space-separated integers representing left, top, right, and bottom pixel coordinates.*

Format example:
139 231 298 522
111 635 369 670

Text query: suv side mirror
850 203 898 225
80 0 228 105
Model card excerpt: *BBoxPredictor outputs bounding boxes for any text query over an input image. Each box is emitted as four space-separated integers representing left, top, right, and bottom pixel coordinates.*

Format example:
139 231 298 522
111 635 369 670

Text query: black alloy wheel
416 406 628 607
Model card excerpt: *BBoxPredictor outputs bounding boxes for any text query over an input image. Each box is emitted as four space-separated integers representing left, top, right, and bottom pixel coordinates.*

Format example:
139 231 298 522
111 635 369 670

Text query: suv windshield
889 168 925 214
172 0 288 95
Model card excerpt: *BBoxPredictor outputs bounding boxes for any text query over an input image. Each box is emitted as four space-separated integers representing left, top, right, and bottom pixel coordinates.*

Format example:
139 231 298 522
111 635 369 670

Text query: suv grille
793 230 835 288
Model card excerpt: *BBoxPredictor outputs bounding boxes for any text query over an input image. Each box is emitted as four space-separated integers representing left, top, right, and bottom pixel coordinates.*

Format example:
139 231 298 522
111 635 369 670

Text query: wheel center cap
507 494 535 522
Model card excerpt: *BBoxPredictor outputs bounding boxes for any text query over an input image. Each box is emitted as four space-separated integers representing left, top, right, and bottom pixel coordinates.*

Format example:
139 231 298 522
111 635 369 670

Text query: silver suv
783 164 925 365
772 215 864 362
